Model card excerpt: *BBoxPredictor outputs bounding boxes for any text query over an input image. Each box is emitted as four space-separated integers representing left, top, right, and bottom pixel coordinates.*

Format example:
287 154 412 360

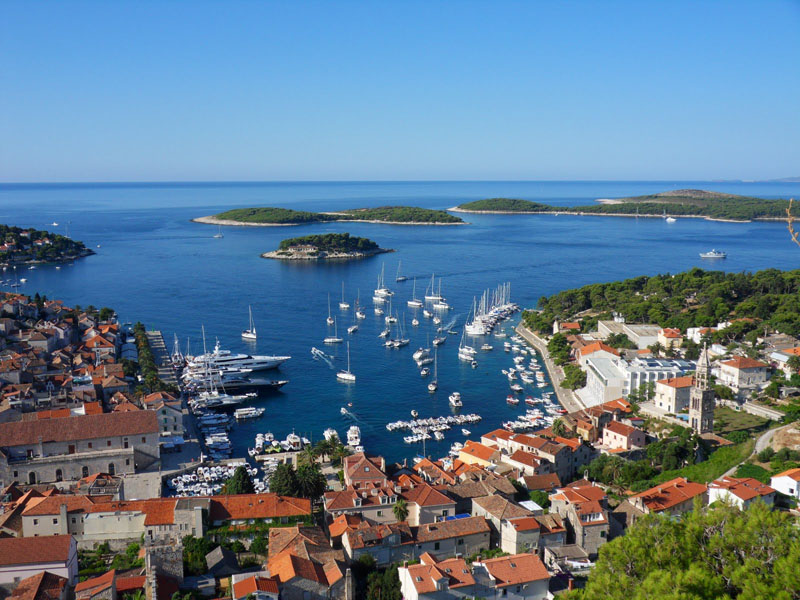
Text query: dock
145 330 179 387
514 322 586 414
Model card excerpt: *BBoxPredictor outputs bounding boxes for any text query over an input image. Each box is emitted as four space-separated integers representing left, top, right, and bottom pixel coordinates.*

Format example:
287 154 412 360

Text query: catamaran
407 277 423 308
339 282 350 309
324 318 344 344
396 260 408 282
242 305 257 340
336 342 356 382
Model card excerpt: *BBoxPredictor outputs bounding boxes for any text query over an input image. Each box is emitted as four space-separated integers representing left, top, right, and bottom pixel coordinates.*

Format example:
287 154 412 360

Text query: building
770 468 800 499
689 348 715 434
471 495 533 546
341 521 413 565
0 535 78 585
342 453 388 489
718 357 769 393
576 342 619 367
499 517 540 554
7 571 69 600
472 553 551 600
708 476 776 509
0 411 159 486
398 553 476 600
457 441 501 468
414 516 491 558
75 569 117 600
657 328 684 349
231 575 280 600
602 420 646 451
597 321 660 349
549 481 609 558
653 376 694 413
627 477 708 517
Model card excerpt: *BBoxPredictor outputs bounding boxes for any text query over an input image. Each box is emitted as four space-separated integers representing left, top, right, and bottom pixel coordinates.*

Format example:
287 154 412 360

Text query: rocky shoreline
447 206 780 223
194 214 467 227
0 248 95 268
261 247 393 261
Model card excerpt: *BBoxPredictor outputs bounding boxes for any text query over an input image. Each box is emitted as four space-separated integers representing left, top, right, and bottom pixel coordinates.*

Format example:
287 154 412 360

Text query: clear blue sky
1 1 799 182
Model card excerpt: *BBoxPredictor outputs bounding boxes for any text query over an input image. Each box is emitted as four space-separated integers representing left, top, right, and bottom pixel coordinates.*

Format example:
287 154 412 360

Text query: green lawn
713 406 769 436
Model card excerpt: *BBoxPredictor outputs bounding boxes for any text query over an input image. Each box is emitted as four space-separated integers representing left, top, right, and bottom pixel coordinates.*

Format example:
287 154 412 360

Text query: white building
580 356 693 408
707 476 775 509
0 535 78 585
770 468 800 499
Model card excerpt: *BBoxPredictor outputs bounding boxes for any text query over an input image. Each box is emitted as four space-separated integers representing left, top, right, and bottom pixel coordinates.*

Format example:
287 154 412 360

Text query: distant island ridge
261 232 392 261
452 189 797 222
194 205 465 227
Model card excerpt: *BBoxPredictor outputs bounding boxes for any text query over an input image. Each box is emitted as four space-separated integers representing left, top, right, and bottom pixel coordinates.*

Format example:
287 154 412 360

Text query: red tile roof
709 476 775 501
8 571 68 600
604 420 638 437
721 356 768 370
634 477 707 512
480 553 550 586
404 554 475 594
0 535 74 567
657 375 694 389
232 576 279 598
578 342 619 357
415 516 490 542
75 570 115 597
773 467 800 481
209 494 311 521
115 576 145 594
459 441 498 462
0 411 157 446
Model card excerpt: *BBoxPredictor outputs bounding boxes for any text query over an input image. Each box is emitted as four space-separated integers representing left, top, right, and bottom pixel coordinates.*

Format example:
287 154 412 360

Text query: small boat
481 344 493 351
323 428 339 442
461 428 471 436
432 336 446 346
423 309 433 319
411 409 418 418
356 308 366 319
666 216 676 223
347 324 358 334
432 316 442 325
411 318 419 327
449 392 462 407
700 249 727 259
471 360 478 368
428 349 438 392
339 282 350 310
51 221 59 226
507 395 519 405
420 367 430 377
374 306 385 315
340 407 348 415
242 305 257 340
434 431 444 441
510 383 524 393
327 294 335 325
378 328 390 338
336 342 356 382
395 261 408 282
213 225 224 238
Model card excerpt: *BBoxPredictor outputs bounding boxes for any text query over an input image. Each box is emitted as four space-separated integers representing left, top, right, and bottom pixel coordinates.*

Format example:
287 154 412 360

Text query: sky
1 1 799 182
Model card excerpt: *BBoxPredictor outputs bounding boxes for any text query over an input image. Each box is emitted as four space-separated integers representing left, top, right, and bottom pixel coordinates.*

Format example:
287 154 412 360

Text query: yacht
374 263 393 297
428 349 438 392
356 307 366 319
242 305 257 340
346 425 361 447
213 225 224 238
347 324 358 334
336 342 356 382
188 339 290 371
234 407 265 420
424 274 443 301
700 249 727 259
407 278 424 307
323 428 339 442
412 347 430 362
461 428 471 436
411 318 420 327
395 261 408 282
666 216 677 223
374 306 385 316
449 392 463 407
339 282 350 310
324 319 344 344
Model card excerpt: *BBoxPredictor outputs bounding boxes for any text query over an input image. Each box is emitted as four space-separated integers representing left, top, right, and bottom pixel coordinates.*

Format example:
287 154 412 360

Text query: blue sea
1 180 799 463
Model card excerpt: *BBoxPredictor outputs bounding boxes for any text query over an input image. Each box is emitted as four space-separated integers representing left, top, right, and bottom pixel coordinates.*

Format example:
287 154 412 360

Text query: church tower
689 345 715 434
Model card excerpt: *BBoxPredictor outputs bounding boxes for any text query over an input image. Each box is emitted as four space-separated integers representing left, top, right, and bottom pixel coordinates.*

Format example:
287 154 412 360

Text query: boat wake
340 407 365 425
443 315 460 331
311 347 335 369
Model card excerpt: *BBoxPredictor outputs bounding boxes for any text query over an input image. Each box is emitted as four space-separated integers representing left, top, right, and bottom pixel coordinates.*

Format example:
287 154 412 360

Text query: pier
145 330 179 387
514 322 586 414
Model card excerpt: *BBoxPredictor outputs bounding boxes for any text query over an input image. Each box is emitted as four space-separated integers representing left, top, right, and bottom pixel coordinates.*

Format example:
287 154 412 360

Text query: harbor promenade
514 322 586 414
145 330 179 386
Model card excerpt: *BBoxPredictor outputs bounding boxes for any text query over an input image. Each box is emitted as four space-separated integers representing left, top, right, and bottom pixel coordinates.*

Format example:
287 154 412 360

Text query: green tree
392 499 409 522
296 463 327 499
315 438 334 462
269 463 299 497
561 364 587 390
787 355 800 374
366 565 402 600
648 342 664 357
221 466 255 495
567 501 800 600
552 418 567 437
249 535 268 556
528 490 550 510
297 444 319 467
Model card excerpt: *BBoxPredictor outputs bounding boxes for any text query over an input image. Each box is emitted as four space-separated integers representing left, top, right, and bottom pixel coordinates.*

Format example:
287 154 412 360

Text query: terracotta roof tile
480 553 550 586
414 516 490 542
0 411 157 446
0 535 74 567
722 356 768 370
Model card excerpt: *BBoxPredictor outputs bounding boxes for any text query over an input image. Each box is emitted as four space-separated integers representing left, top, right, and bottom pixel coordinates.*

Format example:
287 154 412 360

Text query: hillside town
0 290 798 600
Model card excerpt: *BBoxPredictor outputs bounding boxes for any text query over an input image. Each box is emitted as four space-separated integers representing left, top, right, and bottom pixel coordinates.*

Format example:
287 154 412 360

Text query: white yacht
188 339 289 371
424 274 443 301
395 261 408 282
242 305 257 340
700 249 727 259
324 319 344 344
407 278 424 308
323 428 339 442
374 263 393 297
449 392 462 407
326 294 335 326
347 425 361 447
336 342 356 382
339 282 350 309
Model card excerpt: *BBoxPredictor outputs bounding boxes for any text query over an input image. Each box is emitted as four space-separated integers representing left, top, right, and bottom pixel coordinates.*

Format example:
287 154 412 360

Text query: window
88 442 93 449
457 538 464 545
141 437 146 443
108 463 115 475
125 459 130 466
71 518 76 524
441 509 449 517
377 511 383 517
33 519 38 525
434 542 440 550
53 518 58 524
55 469 63 482
28 472 36 485
601 530 606 538
107 440 112 447
13 471 18 478
82 466 89 478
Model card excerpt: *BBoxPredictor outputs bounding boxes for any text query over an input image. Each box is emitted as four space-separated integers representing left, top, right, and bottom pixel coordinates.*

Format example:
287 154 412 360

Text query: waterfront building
596 320 660 349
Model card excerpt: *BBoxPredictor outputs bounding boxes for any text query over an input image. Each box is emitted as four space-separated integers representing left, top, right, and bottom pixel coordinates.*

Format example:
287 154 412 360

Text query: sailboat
663 209 676 224
347 307 359 334
407 277 423 308
374 263 393 297
324 318 343 344
396 261 408 282
428 348 438 392
241 305 257 340
424 273 442 301
213 225 224 239
355 290 366 319
326 294 334 326
339 282 350 310
336 342 356 382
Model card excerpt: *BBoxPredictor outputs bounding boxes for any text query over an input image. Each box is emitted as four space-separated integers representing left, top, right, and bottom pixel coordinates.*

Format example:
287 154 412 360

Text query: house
553 321 581 335
457 441 500 468
398 553 476 600
343 453 388 489
657 328 683 349
231 575 280 600
520 473 562 493
602 420 646 451
7 571 69 600
549 481 609 557
718 357 769 393
205 546 240 577
341 521 413 565
0 411 160 486
75 569 117 600
323 483 455 527
472 553 551 600
653 376 694 413
500 517 540 554
626 477 707 517
266 551 344 600
0 535 78 585
707 476 776 509
471 495 533 545
413 516 491 559
769 347 800 377
770 468 800 499
576 342 619 367
441 472 516 515
503 450 551 477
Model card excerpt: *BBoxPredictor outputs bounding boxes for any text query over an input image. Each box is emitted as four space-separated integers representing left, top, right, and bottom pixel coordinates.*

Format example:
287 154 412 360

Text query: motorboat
323 428 339 442
700 249 727 259
461 428 471 436
347 425 361 447
449 392 462 407
234 407 265 420
347 324 358 334
188 339 290 372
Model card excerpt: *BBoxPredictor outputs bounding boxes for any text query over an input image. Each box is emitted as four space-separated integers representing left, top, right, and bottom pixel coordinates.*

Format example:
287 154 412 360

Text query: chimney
568 578 575 591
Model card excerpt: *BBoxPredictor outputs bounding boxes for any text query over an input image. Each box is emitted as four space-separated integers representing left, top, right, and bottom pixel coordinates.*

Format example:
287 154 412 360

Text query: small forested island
193 205 464 226
524 267 800 336
454 189 796 222
261 233 392 261
0 225 93 265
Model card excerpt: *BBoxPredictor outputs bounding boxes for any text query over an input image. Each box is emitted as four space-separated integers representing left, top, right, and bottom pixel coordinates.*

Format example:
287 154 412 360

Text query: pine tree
269 463 299 497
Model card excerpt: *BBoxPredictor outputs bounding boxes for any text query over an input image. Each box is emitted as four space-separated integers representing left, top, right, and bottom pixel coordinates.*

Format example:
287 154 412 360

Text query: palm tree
315 438 333 462
331 440 351 467
787 355 800 374
297 444 318 467
552 418 566 437
393 498 409 522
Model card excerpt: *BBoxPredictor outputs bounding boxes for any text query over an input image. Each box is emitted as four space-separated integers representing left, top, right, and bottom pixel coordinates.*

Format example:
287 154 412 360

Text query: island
261 233 393 261
193 205 465 227
453 189 796 222
0 225 93 266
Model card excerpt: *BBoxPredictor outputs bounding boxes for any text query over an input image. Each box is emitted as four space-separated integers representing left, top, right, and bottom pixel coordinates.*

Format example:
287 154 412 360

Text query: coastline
0 249 95 268
448 207 789 224
261 248 394 261
194 214 468 227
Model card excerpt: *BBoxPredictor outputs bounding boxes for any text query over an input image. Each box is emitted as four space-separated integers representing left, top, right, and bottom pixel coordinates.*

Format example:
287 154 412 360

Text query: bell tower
689 345 715 434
